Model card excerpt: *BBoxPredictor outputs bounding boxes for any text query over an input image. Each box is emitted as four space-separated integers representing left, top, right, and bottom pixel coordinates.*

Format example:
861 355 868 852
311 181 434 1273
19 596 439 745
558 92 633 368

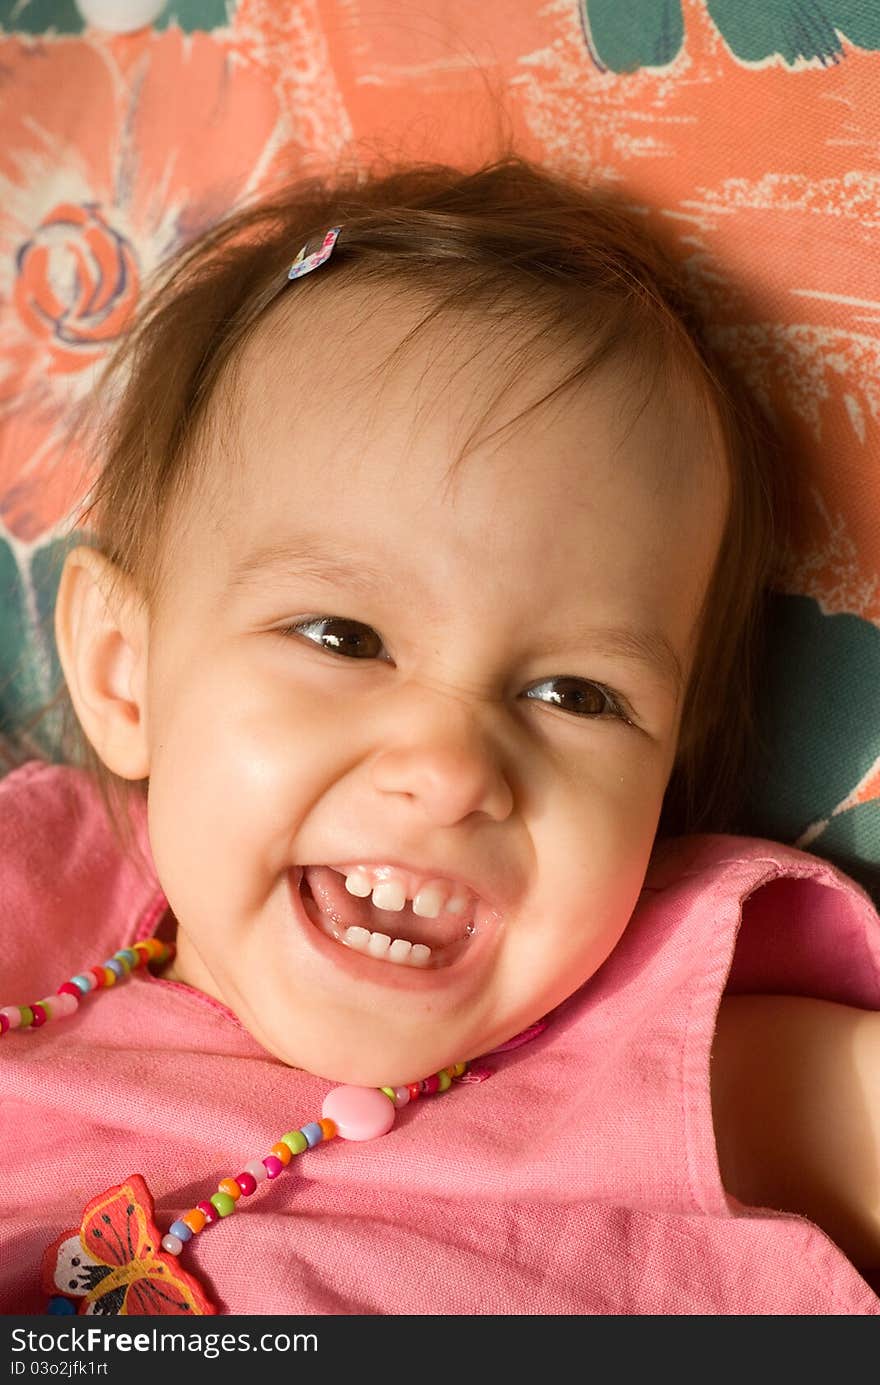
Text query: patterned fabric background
1 0 878 900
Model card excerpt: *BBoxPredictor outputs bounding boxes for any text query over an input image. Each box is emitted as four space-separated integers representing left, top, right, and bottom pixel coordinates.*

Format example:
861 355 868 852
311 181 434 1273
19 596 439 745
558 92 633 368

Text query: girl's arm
711 995 880 1271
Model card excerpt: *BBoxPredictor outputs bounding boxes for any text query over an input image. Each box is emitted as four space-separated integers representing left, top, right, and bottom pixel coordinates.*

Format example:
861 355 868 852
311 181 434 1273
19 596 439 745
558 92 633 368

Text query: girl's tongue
301 865 469 948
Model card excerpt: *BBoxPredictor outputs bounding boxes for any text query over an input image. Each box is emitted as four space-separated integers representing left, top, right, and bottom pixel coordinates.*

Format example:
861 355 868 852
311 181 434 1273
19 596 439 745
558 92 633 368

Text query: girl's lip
286 866 502 995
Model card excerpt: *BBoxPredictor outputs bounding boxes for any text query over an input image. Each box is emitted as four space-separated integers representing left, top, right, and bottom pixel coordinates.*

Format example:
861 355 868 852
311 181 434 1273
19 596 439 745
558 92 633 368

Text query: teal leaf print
580 0 685 72
0 534 39 742
155 0 232 31
0 533 76 763
0 0 83 33
745 593 880 901
0 0 234 35
707 0 880 65
808 802 880 907
579 0 880 72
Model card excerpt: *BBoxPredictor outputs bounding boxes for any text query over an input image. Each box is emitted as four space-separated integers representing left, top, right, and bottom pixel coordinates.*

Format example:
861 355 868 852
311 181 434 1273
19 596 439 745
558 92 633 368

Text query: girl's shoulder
646 829 877 911
0 759 163 1001
638 829 880 1010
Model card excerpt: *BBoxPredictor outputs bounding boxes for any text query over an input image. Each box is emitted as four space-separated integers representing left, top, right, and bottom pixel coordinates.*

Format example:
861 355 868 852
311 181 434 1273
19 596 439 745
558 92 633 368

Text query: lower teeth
342 927 432 966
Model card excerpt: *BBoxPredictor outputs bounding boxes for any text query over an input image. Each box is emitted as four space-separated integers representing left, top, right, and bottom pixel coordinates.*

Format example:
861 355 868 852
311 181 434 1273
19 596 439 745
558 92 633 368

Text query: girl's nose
369 704 514 826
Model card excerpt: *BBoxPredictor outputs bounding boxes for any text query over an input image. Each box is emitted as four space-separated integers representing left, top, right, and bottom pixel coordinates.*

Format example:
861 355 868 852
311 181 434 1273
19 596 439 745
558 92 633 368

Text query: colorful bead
318 1118 337 1140
380 1086 396 1102
168 1219 193 1242
262 1155 283 1179
280 1130 308 1156
437 1069 452 1092
243 1159 268 1183
196 1199 219 1225
407 1082 420 1102
51 993 79 1019
452 1061 467 1077
139 938 166 960
209 1192 236 1217
218 1178 242 1201
56 982 81 1000
0 1007 21 1030
181 1208 206 1234
89 967 108 988
299 1122 323 1148
161 1233 183 1255
269 1142 292 1165
30 1003 48 1027
104 959 125 979
322 1085 397 1141
117 948 138 968
0 1014 8 1037
18 1006 34 1028
421 1074 440 1095
111 952 132 974
393 1086 411 1108
70 975 93 993
235 1172 257 1196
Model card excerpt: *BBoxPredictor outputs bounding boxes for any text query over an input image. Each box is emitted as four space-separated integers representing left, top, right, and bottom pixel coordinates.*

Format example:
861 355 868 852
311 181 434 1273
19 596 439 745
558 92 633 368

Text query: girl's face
134 289 728 1085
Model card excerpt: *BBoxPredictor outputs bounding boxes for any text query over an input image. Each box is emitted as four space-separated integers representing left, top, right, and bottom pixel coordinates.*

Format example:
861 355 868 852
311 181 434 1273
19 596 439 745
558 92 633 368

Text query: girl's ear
53 545 151 780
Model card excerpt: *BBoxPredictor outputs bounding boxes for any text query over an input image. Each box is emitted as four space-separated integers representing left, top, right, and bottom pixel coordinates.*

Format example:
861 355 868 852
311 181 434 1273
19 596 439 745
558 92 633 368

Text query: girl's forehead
199 325 724 604
232 277 723 495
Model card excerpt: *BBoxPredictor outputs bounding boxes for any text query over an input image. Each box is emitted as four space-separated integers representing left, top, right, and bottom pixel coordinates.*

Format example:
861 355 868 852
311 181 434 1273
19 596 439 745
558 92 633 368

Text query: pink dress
1 759 879 1315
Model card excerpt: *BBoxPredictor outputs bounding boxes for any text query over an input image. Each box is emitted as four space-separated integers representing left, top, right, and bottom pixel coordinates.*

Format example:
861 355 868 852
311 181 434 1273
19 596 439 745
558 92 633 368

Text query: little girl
1 157 879 1317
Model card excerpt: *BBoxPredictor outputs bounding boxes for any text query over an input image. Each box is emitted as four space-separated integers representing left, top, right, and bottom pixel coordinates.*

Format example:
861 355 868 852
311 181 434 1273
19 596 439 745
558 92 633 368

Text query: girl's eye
524 677 631 723
283 617 386 659
281 619 631 723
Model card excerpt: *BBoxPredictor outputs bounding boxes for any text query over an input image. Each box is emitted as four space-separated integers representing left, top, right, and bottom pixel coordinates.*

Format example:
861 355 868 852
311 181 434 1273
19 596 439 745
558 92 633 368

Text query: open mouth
296 865 477 970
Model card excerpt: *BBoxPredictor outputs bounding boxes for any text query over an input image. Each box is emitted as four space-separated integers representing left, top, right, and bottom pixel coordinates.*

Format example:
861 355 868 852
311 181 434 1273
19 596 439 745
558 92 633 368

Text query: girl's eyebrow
228 539 684 701
228 539 396 602
542 625 684 702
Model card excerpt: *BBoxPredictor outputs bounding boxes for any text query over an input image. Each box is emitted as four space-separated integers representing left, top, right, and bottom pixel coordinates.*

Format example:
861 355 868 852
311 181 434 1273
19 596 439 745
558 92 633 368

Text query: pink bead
393 1086 411 1108
30 1003 48 1028
46 993 78 1018
235 1172 257 1196
243 1159 268 1183
161 1233 183 1256
0 1014 8 1037
0 1007 20 1030
57 982 81 1000
322 1085 397 1141
196 1199 219 1225
262 1155 283 1179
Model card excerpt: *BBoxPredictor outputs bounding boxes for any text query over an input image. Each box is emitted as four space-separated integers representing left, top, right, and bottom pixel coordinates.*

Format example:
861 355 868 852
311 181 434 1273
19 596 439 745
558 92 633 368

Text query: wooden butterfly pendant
41 1175 216 1315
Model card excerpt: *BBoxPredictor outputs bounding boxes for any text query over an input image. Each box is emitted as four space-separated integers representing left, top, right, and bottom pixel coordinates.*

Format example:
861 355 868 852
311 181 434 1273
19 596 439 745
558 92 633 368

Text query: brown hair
39 155 784 850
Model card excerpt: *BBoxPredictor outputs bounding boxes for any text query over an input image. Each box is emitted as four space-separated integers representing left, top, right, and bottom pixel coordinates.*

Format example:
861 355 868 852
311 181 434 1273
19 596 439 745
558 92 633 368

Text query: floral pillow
1 0 878 901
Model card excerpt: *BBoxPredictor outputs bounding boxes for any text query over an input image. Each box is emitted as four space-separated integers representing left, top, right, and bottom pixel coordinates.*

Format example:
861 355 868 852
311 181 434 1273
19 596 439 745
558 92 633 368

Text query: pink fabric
1 759 879 1315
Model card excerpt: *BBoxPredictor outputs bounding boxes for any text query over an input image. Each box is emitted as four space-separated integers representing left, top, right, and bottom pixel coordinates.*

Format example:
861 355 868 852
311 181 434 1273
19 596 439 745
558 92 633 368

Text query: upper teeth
343 869 471 919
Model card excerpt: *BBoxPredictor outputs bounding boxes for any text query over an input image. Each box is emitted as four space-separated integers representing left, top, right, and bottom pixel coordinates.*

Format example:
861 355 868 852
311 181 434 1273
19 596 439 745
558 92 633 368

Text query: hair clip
287 226 342 281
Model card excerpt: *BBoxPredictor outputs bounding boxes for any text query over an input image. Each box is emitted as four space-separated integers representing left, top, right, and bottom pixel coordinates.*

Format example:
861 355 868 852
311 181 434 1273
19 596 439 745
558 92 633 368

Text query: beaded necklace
1 936 473 1317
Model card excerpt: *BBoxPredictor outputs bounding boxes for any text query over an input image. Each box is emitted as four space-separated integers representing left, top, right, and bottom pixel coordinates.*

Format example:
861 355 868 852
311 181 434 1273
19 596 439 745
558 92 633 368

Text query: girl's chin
245 1009 469 1087
269 1036 465 1090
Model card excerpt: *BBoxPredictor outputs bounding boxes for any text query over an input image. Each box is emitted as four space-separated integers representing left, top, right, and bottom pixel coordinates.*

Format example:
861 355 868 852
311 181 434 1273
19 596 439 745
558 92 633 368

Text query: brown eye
286 617 386 659
524 676 627 721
